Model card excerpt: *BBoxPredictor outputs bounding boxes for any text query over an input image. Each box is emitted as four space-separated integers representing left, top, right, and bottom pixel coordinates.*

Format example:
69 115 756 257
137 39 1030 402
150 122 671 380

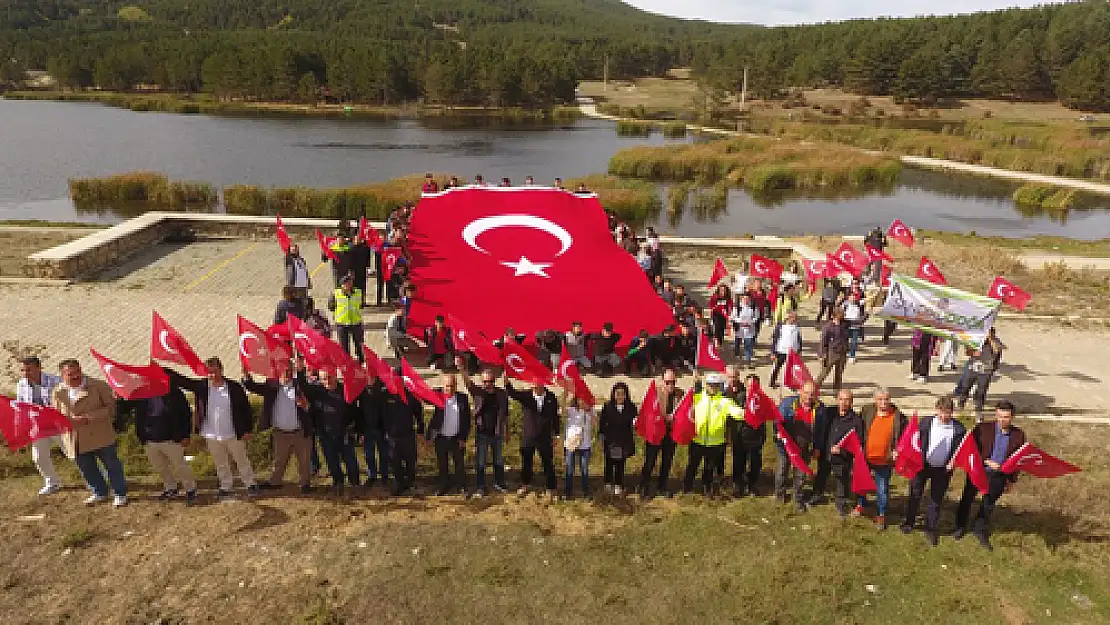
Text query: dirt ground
0 228 99 276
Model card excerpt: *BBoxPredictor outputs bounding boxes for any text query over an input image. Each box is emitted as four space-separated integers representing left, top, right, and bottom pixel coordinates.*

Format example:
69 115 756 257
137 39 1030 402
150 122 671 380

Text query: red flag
825 253 849 278
708 257 729 289
695 331 726 373
776 422 814 477
636 380 666 445
237 315 287 379
317 229 338 262
951 432 990 495
287 315 338 370
359 216 383 251
917 257 948 286
801 259 826 294
555 343 594 405
988 277 1032 311
832 242 868 277
744 382 782 428
266 322 292 344
363 346 403 397
999 442 1080 478
750 254 783 282
275 214 292 255
382 247 402 282
783 349 812 391
151 312 209 376
333 351 369 403
835 430 878 494
893 413 924 479
400 358 445 408
89 349 170 400
669 387 696 445
405 188 674 349
502 341 554 386
447 313 503 366
0 395 75 451
888 219 915 248
880 263 892 288
864 244 893 263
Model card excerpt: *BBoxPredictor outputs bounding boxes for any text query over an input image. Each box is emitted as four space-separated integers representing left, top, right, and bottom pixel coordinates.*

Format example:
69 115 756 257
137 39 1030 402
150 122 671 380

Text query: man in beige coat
51 359 128 507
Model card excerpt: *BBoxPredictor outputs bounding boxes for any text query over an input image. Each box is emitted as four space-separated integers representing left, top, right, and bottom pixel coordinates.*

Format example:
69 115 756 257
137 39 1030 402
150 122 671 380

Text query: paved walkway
1 239 1108 421
1019 253 1110 271
577 98 1110 197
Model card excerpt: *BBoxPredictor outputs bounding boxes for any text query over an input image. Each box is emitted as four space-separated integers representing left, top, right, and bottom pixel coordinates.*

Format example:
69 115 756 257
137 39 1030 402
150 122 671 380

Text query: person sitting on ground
563 321 591 370
422 173 439 194
659 279 676 305
423 315 456 371
535 329 563 369
650 325 678 371
626 330 653 376
674 324 698 373
589 322 623 375
575 183 590 194
492 327 527 349
274 285 306 325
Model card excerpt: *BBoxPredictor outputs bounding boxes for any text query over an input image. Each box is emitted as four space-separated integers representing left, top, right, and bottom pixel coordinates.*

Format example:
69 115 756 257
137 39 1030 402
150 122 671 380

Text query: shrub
566 174 661 223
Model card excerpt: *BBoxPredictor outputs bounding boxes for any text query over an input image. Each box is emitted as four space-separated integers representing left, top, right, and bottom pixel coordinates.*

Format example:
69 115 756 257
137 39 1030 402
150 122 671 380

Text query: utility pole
603 54 609 91
740 66 748 112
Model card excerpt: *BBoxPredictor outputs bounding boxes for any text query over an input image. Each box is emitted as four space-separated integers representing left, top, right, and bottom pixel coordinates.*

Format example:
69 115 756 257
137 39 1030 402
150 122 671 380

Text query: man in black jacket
242 362 314 494
168 359 257 498
462 364 510 496
429 374 471 496
506 376 560 496
120 368 197 503
953 400 1025 550
423 315 456 371
650 326 677 371
901 396 967 546
815 309 850 392
728 371 766 497
812 388 865 516
348 238 371 308
358 375 390 488
381 377 425 496
590 322 623 375
298 367 360 494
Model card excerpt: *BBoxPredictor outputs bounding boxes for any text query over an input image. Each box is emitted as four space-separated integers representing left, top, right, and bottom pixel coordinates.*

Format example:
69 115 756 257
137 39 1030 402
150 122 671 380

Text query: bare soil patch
0 228 98 276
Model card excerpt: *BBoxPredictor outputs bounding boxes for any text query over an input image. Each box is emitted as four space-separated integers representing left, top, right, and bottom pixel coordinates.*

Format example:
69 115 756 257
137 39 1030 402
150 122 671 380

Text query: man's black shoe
952 527 967 540
926 532 939 547
974 532 993 551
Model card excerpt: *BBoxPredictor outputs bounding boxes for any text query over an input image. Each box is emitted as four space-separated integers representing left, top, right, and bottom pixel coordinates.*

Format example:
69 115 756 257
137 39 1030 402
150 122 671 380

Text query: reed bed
68 172 216 209
567 174 661 222
616 120 654 137
1012 184 1077 211
223 174 454 218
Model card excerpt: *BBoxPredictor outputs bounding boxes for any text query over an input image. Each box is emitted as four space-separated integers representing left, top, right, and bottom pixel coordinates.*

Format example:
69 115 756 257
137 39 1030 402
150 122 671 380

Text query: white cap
706 373 726 385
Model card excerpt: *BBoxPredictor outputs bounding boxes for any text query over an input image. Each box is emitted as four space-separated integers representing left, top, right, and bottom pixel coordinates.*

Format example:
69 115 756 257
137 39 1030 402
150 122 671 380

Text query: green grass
918 230 1110 258
60 529 96 550
566 174 662 223
1013 184 1078 212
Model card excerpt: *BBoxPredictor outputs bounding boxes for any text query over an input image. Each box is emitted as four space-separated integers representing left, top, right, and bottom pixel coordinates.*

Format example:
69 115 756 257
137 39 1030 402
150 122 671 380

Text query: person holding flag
732 373 767 498
118 367 198 504
638 368 685 499
857 387 908 529
683 372 743 496
769 311 802 389
380 367 425 497
241 362 313 495
953 400 1026 550
505 374 561 497
283 243 311 308
955 327 1005 420
598 382 638 496
900 396 967 546
812 389 865 517
51 359 128 507
15 356 64 496
815 308 850 393
562 392 596 500
328 274 365 364
776 381 823 511
460 363 511 497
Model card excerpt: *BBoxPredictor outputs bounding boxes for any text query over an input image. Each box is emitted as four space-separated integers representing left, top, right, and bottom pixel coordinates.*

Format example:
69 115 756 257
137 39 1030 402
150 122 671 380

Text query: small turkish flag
237 315 287 379
696 331 726 373
275 214 292 255
317 229 338 261
952 432 990 495
893 413 924 479
784 349 813 391
833 242 869 277
864 244 893 263
382 247 402 282
669 387 696 445
776 422 814 477
750 253 783 282
401 358 445 408
636 380 666 445
835 430 878 495
801 259 826 294
89 349 170 400
744 381 783 428
888 219 915 248
1000 442 1080 478
359 216 383 251
502 341 554 386
331 350 369 403
555 343 594 405
0 395 74 451
447 313 503 366
825 253 850 278
988 276 1032 311
708 257 729 289
151 312 209 376
363 346 403 397
917 257 948 286
880 263 892 287
287 315 338 371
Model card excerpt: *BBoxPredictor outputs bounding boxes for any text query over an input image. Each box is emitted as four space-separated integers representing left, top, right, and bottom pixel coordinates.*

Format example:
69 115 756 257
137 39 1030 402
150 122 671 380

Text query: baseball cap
706 373 725 385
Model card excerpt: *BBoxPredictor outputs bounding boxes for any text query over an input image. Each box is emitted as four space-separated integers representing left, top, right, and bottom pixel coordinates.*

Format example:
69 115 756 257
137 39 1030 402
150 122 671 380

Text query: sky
624 0 1046 26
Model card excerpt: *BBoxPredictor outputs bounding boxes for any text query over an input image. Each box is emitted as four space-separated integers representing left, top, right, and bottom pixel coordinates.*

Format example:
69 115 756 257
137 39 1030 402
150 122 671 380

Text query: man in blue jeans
858 387 907 530
461 362 509 497
358 377 390 488
52 359 128 507
843 292 866 364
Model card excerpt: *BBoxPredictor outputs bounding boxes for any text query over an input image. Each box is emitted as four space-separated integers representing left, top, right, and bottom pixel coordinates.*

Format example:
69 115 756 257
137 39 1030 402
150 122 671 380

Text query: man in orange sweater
857 387 907 529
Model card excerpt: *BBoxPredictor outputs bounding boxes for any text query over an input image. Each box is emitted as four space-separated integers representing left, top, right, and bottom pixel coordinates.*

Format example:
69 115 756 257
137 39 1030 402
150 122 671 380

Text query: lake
2 98 1109 238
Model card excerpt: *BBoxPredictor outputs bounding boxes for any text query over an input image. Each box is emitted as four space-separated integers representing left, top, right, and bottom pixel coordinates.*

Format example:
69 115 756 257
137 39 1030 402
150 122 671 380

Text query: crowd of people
10 197 1022 552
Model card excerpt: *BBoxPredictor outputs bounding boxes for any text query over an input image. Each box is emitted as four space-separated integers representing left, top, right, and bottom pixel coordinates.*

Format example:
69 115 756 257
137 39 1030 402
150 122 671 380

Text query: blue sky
625 0 1045 25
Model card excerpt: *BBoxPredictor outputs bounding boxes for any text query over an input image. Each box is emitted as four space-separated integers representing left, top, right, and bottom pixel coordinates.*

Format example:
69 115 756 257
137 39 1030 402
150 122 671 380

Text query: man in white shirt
429 374 471 496
15 357 64 495
900 396 967 546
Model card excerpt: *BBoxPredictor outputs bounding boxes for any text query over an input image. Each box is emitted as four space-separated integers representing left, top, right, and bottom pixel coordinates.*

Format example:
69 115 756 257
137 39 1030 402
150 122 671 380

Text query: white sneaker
38 484 62 496
848 357 857 364
84 494 109 506
613 486 623 496
908 373 916 380
113 495 128 508
918 377 928 384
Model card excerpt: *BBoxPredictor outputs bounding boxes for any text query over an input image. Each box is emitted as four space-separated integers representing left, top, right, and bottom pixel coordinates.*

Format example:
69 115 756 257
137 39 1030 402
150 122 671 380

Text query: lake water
2 98 1109 238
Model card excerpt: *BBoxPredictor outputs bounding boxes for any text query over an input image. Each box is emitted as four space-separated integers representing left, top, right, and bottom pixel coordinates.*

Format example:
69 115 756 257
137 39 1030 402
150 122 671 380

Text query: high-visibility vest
334 288 363 325
692 392 741 446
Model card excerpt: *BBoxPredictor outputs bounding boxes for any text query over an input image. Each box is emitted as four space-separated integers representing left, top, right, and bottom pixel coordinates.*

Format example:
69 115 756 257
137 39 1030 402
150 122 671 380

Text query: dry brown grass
0 229 95 276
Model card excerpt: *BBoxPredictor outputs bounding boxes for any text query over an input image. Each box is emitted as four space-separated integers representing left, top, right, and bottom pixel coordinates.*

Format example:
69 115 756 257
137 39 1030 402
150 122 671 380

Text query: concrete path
1019 253 1110 271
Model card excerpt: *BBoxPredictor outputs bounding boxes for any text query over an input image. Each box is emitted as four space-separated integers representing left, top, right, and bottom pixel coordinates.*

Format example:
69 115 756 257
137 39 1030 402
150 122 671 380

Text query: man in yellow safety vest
328 274 365 363
683 372 743 495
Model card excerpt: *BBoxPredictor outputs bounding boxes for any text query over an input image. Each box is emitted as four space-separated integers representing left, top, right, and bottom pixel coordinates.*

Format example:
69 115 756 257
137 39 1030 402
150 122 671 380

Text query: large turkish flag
406 188 674 344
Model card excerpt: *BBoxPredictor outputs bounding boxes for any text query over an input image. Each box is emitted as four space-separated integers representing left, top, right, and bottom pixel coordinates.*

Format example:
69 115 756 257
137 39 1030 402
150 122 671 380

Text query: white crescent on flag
158 330 178 355
993 283 1013 298
754 260 768 275
239 332 261 357
911 431 922 453
706 342 720 362
1017 453 1045 467
558 358 574 381
505 353 525 373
